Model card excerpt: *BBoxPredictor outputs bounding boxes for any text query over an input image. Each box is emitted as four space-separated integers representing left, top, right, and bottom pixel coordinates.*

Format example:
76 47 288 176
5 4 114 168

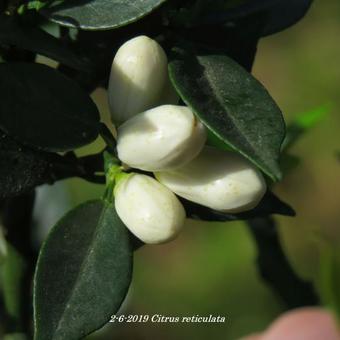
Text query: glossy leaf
0 63 100 152
182 191 295 222
0 133 51 199
0 14 90 70
34 200 133 340
42 0 167 30
169 46 285 181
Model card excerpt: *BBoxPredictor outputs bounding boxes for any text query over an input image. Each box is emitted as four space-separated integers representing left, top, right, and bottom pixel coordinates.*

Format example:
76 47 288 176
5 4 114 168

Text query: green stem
103 151 124 203
47 151 106 184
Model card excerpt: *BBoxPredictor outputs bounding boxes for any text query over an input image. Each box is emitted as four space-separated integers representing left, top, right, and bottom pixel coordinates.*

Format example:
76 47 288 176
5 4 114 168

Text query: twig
247 217 319 309
46 151 106 185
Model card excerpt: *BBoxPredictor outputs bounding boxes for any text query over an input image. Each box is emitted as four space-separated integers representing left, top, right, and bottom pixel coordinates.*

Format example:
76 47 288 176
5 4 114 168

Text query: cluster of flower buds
108 36 267 245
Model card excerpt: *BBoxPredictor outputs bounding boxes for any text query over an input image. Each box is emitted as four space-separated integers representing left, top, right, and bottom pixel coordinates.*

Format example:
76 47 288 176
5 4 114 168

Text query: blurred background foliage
32 0 340 338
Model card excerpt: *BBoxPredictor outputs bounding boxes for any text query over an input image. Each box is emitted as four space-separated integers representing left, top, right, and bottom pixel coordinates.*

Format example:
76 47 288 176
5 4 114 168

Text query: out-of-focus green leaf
280 104 328 177
318 242 340 319
42 0 167 30
169 46 285 181
3 333 27 340
1 243 26 326
0 63 100 152
0 225 7 263
34 200 133 340
282 104 329 151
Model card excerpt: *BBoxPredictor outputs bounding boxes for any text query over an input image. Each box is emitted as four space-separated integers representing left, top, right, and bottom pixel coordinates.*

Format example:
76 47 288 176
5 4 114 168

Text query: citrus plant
2 0 336 339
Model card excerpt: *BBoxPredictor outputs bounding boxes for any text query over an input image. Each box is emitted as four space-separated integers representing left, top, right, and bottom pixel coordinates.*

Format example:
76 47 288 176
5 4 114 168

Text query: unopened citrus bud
117 105 207 171
156 146 266 213
114 174 186 244
108 35 174 125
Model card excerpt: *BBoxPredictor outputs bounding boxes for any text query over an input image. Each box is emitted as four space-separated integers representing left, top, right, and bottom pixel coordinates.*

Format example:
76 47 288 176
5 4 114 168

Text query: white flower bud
116 105 207 171
156 146 267 213
114 174 186 244
108 35 176 125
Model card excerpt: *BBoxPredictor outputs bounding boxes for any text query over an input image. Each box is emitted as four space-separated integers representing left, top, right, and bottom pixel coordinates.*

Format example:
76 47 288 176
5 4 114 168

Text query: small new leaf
34 200 133 340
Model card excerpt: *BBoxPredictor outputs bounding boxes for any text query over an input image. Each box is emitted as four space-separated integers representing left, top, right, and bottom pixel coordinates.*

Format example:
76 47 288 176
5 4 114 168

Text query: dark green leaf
169 46 285 181
0 132 106 199
169 14 264 72
261 0 314 36
0 14 90 70
206 129 232 151
0 62 100 152
189 0 313 36
42 0 167 30
166 0 248 27
34 200 133 340
182 191 295 222
0 133 51 199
